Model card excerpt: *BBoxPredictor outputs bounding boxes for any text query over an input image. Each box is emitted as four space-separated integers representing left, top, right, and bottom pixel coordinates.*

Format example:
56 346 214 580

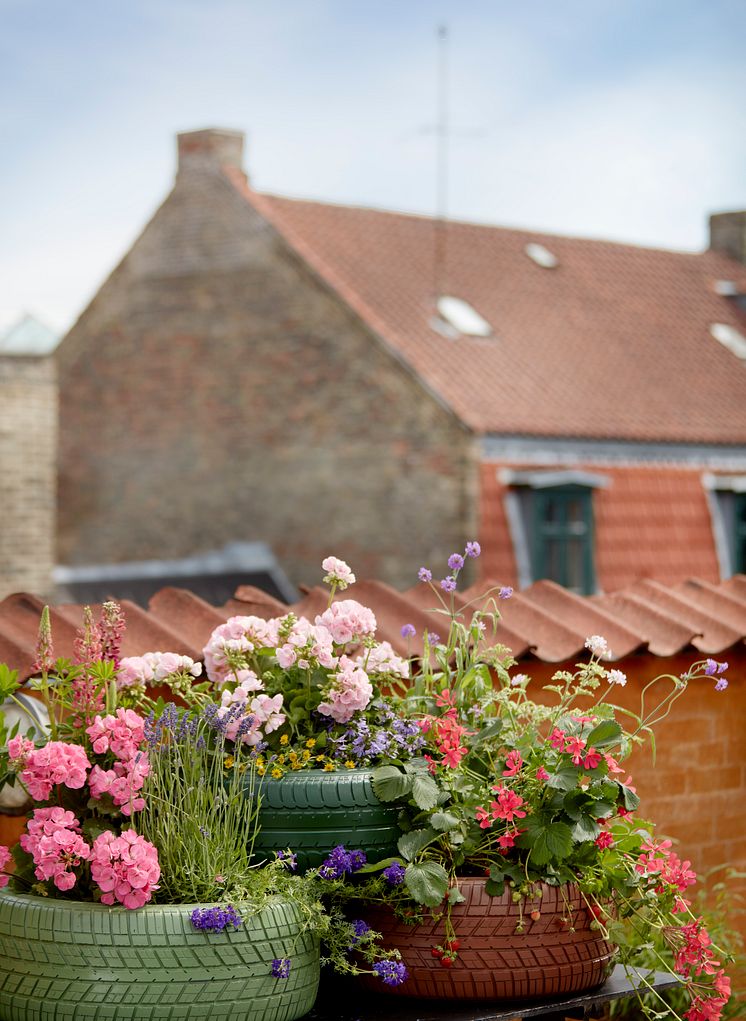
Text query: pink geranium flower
21 742 91 801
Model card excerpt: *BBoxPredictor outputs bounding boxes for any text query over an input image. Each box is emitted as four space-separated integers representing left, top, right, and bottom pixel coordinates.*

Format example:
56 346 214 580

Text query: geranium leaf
546 766 580 791
371 765 412 802
404 861 449 907
585 720 622 749
620 782 640 810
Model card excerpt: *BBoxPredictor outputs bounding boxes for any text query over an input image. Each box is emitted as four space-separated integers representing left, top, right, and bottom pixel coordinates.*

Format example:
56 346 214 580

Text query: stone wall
57 147 475 589
0 355 57 598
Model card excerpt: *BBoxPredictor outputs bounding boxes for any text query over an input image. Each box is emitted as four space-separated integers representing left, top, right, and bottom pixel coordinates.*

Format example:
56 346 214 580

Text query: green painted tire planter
252 768 401 871
0 890 319 1021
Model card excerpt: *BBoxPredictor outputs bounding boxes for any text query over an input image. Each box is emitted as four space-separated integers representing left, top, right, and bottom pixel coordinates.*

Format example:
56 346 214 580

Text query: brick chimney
709 210 746 265
176 128 246 178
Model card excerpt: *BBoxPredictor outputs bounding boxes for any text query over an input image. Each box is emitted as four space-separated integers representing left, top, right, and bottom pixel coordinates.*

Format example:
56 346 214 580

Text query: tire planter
359 878 615 1001
0 890 319 1021
251 768 401 872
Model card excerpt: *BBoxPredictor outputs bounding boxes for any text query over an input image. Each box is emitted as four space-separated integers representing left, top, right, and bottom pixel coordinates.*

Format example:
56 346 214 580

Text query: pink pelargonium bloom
21 742 91 801
7 735 35 771
0 845 12 888
502 750 523 777
564 736 587 765
315 600 377 646
582 747 602 770
489 786 527 823
20 808 91 892
317 656 373 724
321 556 356 590
360 641 409 679
86 708 146 762
90 830 160 909
535 766 550 782
275 617 337 670
202 615 280 685
88 754 150 816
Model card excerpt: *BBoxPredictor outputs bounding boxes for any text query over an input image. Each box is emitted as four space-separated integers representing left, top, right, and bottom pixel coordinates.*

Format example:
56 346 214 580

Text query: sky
1 0 745 335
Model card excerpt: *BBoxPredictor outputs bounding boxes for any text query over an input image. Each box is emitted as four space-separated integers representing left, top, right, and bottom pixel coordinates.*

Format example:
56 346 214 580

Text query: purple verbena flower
418 567 432 583
428 632 440 644
348 919 371 947
465 541 481 558
499 586 513 599
190 905 242 933
440 576 457 592
447 553 464 571
400 623 416 639
276 850 298 870
373 960 408 986
715 677 729 692
717 661 728 674
382 862 406 886
271 957 291 979
704 659 718 676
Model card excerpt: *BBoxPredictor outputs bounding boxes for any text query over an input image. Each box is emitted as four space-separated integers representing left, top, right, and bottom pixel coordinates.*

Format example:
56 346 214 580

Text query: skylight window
436 296 492 338
525 243 558 269
710 323 746 361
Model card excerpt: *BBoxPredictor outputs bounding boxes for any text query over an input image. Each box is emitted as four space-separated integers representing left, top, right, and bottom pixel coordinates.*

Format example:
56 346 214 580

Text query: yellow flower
345 760 356 769
277 755 285 765
280 734 289 746
323 761 335 772
306 738 317 748
315 754 326 763
271 767 284 779
223 756 235 769
257 765 266 776
302 750 311 761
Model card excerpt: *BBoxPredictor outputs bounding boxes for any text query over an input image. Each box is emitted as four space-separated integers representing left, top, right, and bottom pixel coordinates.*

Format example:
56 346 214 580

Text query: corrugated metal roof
2 576 744 683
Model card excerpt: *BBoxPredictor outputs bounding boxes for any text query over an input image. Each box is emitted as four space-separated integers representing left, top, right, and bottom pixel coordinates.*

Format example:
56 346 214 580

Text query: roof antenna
434 24 449 303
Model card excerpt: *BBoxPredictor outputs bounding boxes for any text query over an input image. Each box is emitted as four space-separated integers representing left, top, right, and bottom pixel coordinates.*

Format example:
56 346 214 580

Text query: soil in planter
251 768 401 871
359 878 615 1001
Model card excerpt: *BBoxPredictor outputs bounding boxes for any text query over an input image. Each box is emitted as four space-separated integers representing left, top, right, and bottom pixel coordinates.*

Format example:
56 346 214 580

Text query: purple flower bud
440 576 457 592
373 960 408 986
465 541 481 558
447 553 464 571
271 958 291 979
499 586 513 599
427 632 441 644
418 567 432 583
382 862 406 885
704 659 718 676
400 623 416 639
715 678 728 692
717 661 728 674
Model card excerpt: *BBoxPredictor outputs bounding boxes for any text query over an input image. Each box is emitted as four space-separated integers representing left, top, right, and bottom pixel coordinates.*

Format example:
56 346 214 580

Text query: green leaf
405 861 449 907
397 827 438 862
546 766 581 791
0 664 19 703
526 821 574 867
585 719 622 750
371 765 412 803
571 816 601 842
356 856 403 875
447 885 466 905
620 782 640 811
430 811 459 832
469 719 503 745
411 773 440 811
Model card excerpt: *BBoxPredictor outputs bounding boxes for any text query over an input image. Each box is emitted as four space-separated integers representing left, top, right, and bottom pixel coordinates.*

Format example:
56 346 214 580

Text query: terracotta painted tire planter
359 878 615 1001
0 890 319 1021
252 768 401 871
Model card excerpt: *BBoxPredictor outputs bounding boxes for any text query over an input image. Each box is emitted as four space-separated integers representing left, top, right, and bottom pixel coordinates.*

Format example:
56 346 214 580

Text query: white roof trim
702 472 746 493
498 468 610 489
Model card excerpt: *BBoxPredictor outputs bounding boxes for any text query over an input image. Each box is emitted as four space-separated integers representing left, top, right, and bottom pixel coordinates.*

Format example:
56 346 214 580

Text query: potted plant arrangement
321 546 734 1020
0 602 406 1021
200 557 425 869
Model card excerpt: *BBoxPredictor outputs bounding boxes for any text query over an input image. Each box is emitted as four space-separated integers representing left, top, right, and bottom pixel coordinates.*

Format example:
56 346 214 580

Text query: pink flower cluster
6 735 35 772
476 785 527 828
276 617 337 670
636 838 697 899
21 742 91 801
0 844 11 888
217 683 286 745
89 755 150 815
315 600 377 645
87 709 145 761
90 830 160 909
668 917 732 1021
20 808 91 891
118 652 202 690
321 556 356 590
318 656 373 724
548 729 603 770
419 711 472 769
203 616 280 685
359 641 409 679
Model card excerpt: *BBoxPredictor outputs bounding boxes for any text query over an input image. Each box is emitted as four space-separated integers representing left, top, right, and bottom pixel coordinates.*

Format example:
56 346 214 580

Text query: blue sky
1 0 745 333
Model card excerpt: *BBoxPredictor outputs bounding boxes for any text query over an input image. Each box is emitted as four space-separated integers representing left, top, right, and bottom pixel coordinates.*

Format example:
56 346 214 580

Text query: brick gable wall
57 166 476 588
0 356 57 598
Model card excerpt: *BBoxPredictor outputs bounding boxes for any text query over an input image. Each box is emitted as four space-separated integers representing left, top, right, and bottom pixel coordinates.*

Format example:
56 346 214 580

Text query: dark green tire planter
0 890 319 1021
252 768 401 871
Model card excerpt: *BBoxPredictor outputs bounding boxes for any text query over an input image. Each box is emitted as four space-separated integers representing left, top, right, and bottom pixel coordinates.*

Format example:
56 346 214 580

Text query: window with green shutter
735 493 746 574
531 486 595 595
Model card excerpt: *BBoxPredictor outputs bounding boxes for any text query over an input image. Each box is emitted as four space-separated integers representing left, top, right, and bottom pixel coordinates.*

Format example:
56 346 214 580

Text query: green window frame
735 493 746 574
531 486 596 595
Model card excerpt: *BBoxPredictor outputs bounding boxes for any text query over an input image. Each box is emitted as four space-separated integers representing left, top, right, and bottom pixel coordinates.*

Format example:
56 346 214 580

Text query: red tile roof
226 169 746 444
479 462 722 592
3 576 744 683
